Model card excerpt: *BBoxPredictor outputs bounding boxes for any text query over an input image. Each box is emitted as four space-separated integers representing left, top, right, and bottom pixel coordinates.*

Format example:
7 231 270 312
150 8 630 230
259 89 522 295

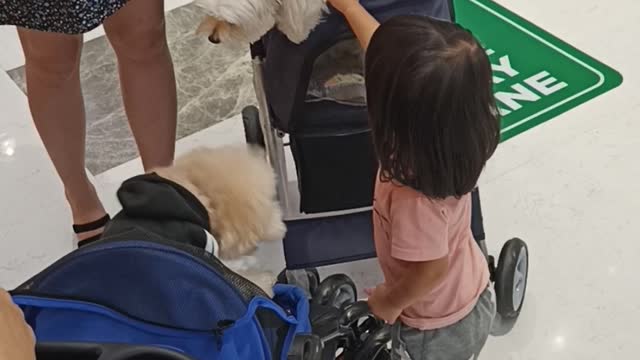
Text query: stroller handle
36 342 195 360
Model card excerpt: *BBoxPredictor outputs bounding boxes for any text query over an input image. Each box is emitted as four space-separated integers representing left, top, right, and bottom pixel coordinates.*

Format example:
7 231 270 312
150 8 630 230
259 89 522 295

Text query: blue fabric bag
11 239 311 360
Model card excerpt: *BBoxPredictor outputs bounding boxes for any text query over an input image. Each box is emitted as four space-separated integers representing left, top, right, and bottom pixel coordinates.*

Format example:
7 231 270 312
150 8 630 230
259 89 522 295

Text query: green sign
454 0 623 141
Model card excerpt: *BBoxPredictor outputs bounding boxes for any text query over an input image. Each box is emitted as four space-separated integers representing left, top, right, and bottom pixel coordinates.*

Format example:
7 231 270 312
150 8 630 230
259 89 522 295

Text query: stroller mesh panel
306 37 366 107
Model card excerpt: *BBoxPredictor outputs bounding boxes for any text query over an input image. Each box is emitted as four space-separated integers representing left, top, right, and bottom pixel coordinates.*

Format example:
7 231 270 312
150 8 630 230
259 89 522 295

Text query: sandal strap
73 214 111 234
78 234 103 247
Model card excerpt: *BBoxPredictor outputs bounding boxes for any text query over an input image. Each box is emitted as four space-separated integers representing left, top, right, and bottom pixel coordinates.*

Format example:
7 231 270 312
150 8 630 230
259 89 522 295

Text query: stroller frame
244 0 530 322
250 51 370 222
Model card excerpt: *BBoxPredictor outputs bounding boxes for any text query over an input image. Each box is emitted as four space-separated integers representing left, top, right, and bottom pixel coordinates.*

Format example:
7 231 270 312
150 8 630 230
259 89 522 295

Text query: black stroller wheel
340 301 385 351
353 325 392 360
276 268 320 295
242 105 265 148
495 238 529 319
287 334 323 360
340 301 383 329
312 274 357 309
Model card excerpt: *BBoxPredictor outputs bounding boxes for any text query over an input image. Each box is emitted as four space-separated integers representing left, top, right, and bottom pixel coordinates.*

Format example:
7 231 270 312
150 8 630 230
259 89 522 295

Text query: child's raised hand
326 0 377 49
367 284 403 324
327 0 361 15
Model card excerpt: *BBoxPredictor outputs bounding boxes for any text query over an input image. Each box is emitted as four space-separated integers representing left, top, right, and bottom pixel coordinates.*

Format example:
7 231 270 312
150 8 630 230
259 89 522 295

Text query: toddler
328 1 501 359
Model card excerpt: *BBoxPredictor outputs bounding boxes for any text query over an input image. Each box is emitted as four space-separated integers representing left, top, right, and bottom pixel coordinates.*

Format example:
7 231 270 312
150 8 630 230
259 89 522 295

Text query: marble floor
1 0 640 359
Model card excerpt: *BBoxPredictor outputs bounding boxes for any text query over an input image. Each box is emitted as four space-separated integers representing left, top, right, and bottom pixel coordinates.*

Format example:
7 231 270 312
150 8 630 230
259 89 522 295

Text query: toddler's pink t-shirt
373 178 490 330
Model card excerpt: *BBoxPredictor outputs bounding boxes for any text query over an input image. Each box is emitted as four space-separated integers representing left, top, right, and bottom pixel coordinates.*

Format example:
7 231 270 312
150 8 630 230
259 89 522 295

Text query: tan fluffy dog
154 145 286 293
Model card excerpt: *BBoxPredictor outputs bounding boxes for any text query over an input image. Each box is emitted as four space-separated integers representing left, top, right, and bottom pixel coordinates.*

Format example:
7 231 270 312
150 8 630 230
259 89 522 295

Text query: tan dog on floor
154 145 286 294
194 0 327 45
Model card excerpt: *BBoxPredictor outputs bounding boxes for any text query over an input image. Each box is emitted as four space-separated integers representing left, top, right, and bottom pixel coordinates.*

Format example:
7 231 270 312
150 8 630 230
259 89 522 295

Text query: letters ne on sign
487 49 568 116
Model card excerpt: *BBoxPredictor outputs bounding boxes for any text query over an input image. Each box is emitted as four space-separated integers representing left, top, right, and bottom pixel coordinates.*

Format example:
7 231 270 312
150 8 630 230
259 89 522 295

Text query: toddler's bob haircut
365 15 501 199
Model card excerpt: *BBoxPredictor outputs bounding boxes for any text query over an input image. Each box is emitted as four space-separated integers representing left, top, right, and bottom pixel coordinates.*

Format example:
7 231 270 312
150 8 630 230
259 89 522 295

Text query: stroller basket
12 238 311 360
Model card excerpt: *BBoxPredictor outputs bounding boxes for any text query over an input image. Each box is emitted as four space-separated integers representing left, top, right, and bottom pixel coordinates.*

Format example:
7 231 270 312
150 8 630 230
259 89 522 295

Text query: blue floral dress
0 0 130 34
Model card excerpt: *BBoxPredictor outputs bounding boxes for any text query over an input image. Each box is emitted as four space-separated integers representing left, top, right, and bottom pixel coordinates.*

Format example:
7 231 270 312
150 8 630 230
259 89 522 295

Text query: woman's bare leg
104 0 177 171
17 29 107 241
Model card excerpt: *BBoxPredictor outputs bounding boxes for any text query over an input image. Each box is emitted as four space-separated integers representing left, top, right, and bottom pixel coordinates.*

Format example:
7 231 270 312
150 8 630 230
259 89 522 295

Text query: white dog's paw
276 0 328 43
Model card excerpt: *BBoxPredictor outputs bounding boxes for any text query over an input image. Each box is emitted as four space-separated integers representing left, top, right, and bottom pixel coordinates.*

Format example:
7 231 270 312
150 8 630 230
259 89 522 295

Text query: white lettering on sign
499 107 512 116
524 71 568 96
495 84 540 111
487 49 569 116
491 57 519 84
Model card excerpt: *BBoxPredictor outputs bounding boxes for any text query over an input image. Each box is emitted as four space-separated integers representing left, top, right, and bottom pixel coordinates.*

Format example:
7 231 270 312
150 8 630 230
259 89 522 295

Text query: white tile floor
1 0 639 359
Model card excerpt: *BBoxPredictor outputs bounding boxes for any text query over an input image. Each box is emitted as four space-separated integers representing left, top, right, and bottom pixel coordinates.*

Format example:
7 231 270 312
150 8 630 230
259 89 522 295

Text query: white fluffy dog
154 145 286 294
194 0 327 45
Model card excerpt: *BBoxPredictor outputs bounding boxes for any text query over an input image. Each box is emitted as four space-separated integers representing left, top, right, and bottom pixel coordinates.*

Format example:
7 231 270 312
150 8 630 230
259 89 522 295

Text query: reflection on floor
8 4 256 174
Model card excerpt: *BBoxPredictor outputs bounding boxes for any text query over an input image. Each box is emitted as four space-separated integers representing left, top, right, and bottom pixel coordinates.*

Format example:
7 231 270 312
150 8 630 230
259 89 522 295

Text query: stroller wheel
340 301 385 345
287 334 322 360
312 274 357 309
277 268 320 295
242 105 265 148
495 238 529 319
340 301 375 326
353 325 392 360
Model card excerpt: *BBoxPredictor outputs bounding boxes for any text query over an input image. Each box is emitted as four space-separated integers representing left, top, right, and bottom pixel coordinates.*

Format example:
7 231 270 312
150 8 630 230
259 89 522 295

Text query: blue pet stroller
10 235 387 360
11 237 317 360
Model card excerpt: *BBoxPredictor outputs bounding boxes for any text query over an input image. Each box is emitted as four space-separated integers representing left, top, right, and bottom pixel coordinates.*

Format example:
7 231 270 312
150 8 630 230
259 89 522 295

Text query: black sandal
73 214 110 247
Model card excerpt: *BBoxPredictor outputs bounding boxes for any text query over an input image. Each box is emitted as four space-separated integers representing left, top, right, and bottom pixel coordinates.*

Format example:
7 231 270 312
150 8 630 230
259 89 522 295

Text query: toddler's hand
367 284 403 324
364 287 374 296
327 0 361 15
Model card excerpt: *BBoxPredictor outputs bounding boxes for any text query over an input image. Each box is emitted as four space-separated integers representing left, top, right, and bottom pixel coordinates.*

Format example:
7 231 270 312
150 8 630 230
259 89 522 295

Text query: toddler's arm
369 257 448 323
369 194 453 323
328 0 380 49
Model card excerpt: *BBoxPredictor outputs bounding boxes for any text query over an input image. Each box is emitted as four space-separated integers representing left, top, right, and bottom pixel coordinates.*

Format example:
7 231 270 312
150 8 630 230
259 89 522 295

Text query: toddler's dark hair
365 15 501 199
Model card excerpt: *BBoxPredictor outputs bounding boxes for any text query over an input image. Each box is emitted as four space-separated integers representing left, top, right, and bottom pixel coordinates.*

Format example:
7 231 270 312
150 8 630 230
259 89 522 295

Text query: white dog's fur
194 0 327 45
154 145 286 295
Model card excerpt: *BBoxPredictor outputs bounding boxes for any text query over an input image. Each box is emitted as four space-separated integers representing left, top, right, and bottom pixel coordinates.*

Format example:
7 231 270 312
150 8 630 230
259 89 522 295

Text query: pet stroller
10 171 383 360
242 0 530 343
11 234 371 360
12 223 392 360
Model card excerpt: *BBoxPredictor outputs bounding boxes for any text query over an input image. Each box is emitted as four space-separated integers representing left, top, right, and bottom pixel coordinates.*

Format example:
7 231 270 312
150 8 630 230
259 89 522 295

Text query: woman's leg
104 0 177 171
18 29 107 241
